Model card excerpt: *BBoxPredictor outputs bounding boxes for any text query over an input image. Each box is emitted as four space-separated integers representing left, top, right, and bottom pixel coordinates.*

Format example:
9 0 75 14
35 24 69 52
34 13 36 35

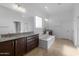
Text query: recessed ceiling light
44 6 48 11
45 6 48 9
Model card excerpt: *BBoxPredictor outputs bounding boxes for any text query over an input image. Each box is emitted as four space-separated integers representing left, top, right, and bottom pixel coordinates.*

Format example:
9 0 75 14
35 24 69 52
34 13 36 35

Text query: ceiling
0 3 73 18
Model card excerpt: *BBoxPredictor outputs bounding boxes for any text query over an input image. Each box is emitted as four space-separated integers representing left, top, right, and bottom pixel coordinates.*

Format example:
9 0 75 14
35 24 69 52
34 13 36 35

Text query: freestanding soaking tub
39 34 55 49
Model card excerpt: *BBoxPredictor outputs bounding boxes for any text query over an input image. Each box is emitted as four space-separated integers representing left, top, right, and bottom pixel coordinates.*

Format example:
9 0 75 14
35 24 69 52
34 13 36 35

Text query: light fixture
12 4 26 13
44 6 48 9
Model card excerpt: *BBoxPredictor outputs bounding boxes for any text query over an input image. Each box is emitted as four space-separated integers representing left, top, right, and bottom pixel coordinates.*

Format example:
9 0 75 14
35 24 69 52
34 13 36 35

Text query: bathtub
39 34 55 49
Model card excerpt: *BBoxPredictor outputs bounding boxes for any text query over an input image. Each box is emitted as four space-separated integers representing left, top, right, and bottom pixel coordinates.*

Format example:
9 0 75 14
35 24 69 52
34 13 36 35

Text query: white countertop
0 33 38 42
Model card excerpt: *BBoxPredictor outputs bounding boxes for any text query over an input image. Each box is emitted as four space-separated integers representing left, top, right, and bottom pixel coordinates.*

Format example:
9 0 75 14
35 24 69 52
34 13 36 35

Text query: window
35 16 42 28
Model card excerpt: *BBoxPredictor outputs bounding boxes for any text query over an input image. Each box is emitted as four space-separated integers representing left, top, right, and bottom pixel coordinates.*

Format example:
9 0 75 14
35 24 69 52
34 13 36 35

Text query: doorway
14 21 21 33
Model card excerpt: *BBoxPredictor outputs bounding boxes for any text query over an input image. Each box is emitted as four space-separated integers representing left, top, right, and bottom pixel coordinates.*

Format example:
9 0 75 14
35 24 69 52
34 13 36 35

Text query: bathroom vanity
0 33 39 56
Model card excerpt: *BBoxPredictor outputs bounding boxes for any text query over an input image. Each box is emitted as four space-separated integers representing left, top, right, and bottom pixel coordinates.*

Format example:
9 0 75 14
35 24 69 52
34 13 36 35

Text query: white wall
48 9 73 40
0 6 34 34
21 17 34 32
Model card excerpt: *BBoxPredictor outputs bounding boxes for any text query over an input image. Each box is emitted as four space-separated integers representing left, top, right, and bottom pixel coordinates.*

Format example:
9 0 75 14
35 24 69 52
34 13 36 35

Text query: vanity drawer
26 34 39 52
27 43 38 52
27 38 35 42
27 40 38 46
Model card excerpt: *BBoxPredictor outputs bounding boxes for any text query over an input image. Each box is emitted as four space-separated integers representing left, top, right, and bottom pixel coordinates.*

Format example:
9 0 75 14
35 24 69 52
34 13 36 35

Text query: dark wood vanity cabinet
26 35 39 52
0 40 14 56
0 34 39 56
14 34 39 55
14 37 26 56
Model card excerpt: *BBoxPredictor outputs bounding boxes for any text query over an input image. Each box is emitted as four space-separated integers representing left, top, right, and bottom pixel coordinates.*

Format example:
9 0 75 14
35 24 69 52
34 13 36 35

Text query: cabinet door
0 40 14 56
15 37 26 56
